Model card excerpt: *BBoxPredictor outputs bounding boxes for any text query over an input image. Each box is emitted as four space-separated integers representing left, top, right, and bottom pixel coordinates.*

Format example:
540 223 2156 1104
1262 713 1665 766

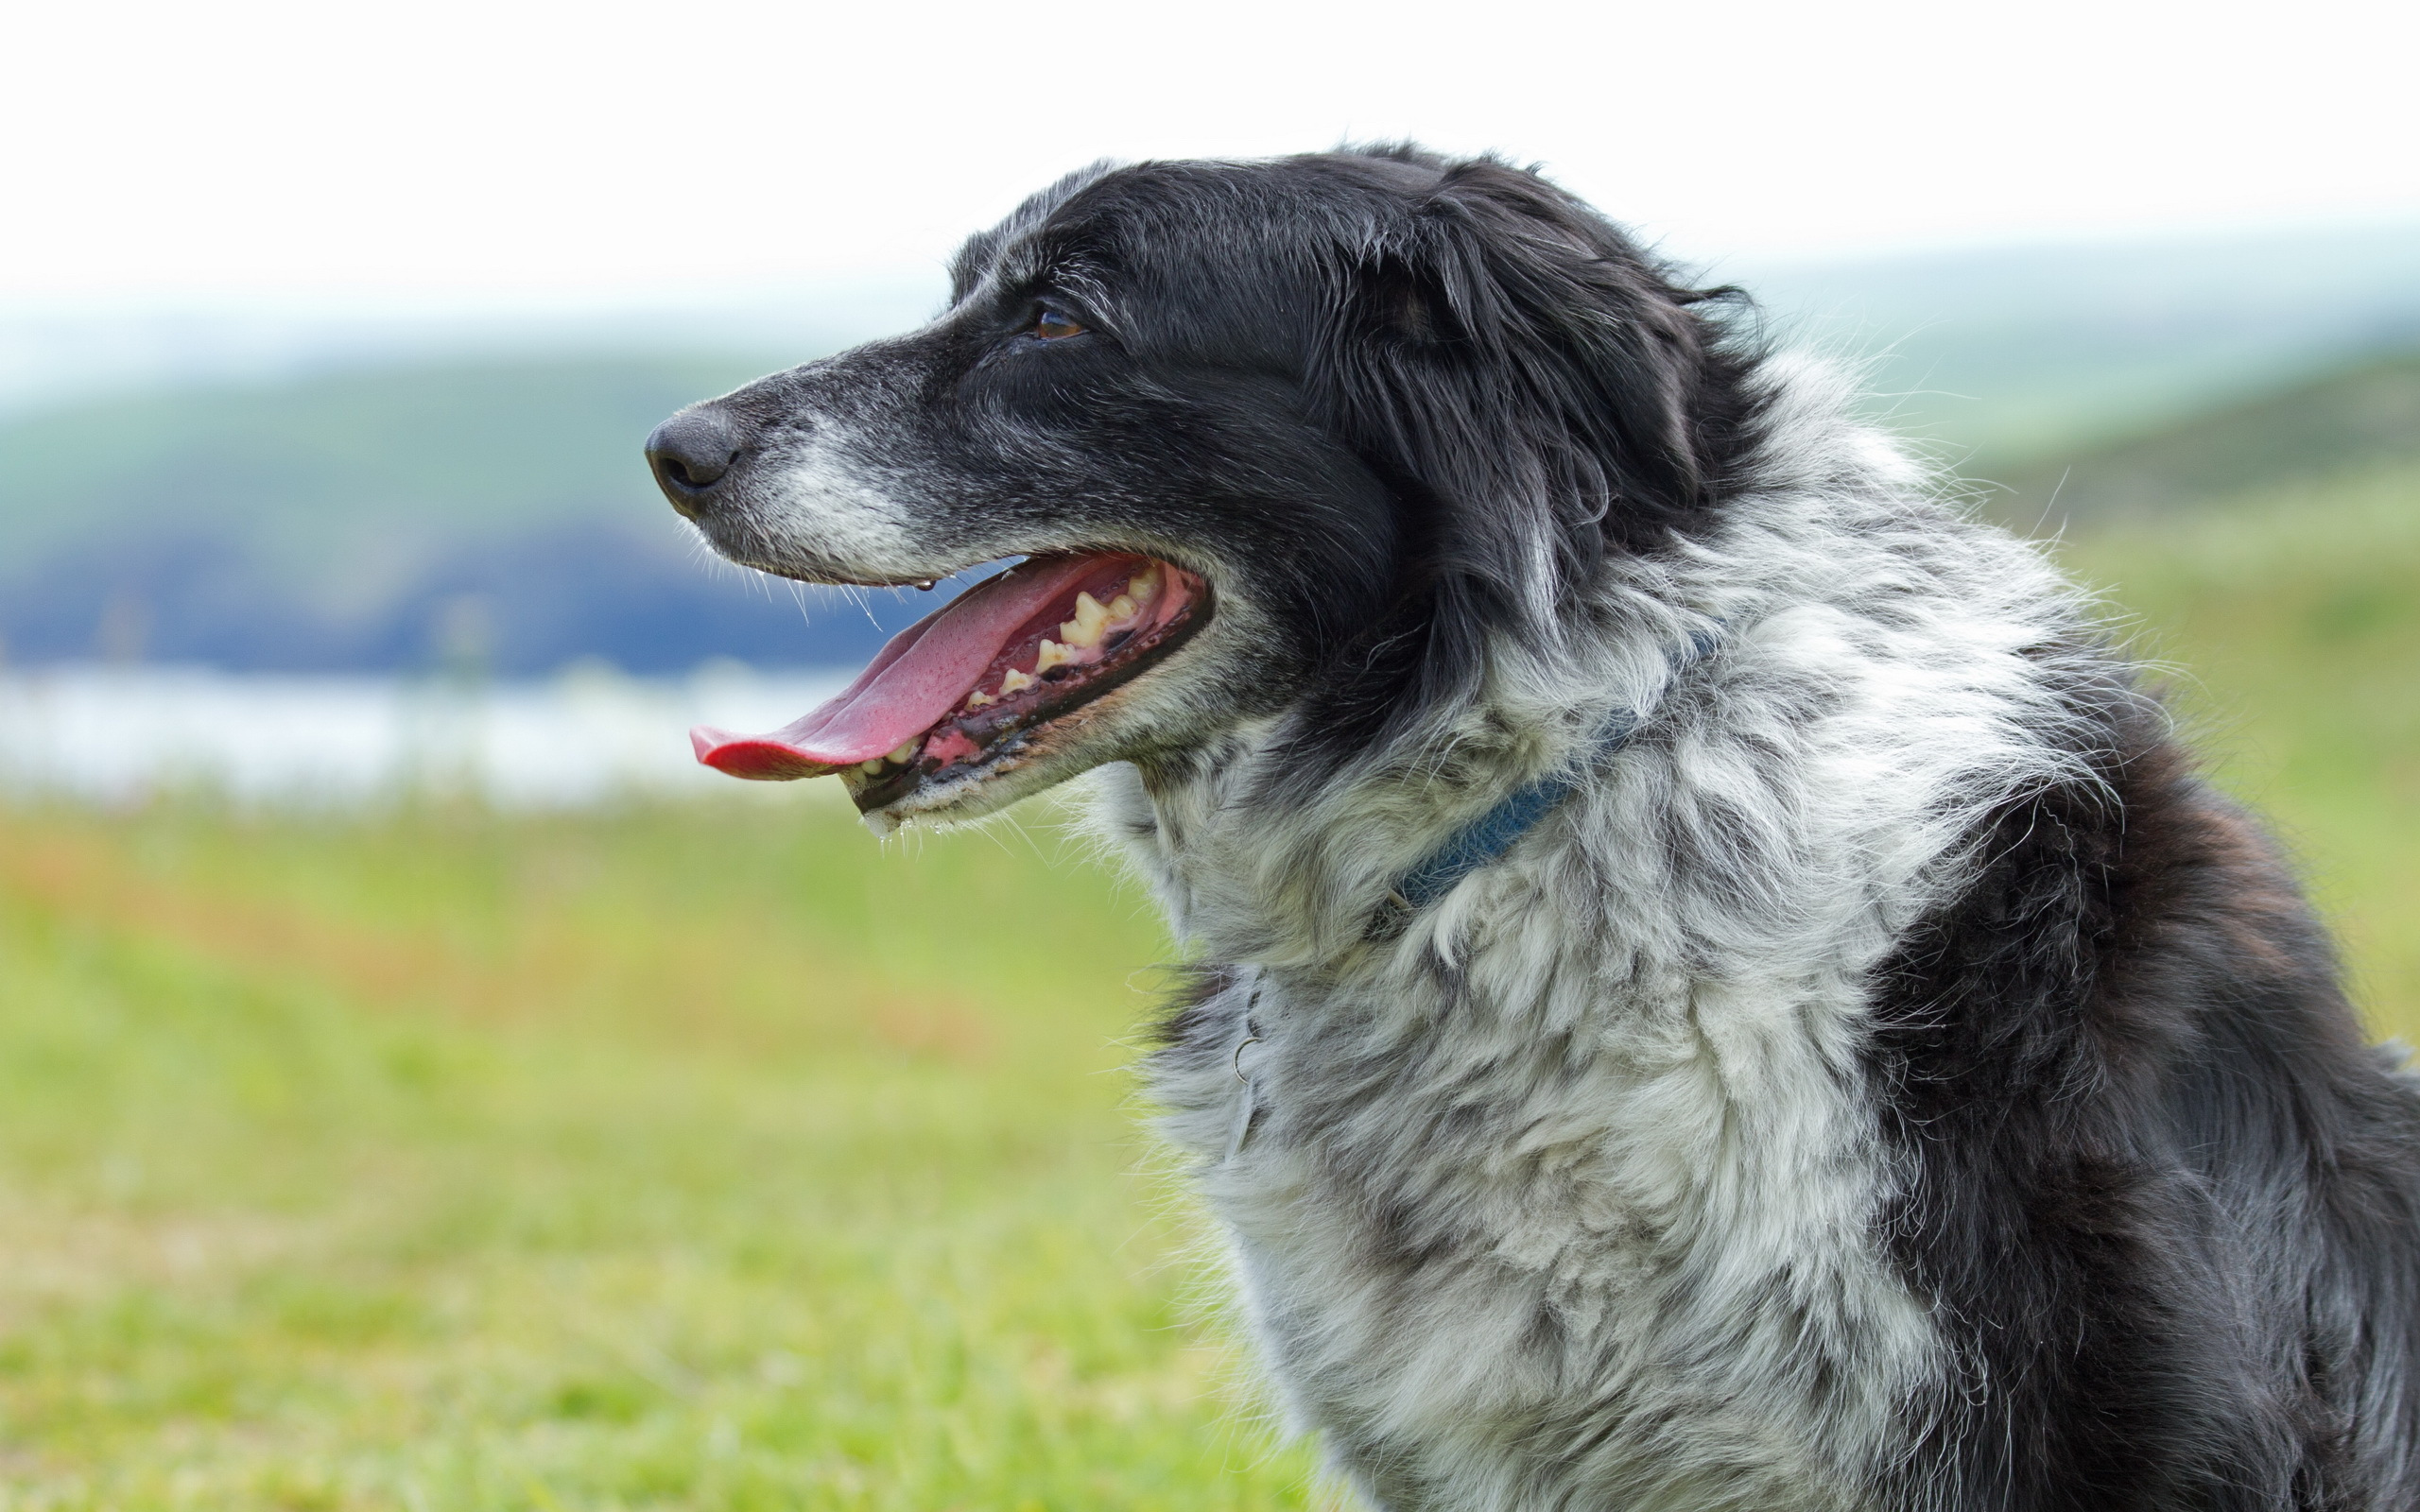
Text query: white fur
1087 359 2102 1509
751 422 930 580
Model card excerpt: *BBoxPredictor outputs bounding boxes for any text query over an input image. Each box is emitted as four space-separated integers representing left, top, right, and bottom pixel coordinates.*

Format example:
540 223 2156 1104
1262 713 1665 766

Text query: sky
7 0 2417 311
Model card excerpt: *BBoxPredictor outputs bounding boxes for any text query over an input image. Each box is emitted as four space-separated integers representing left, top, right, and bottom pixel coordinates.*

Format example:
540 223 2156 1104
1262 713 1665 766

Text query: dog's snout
646 408 746 515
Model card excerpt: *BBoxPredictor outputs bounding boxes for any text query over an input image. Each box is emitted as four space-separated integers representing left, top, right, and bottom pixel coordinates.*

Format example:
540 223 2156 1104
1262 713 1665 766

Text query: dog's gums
689 553 1206 811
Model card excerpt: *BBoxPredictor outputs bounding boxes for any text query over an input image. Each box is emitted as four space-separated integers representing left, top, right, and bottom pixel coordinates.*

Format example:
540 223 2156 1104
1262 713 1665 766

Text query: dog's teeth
858 759 884 774
889 740 919 765
1106 593 1138 623
965 689 994 709
1035 638 1075 673
1000 667 1037 695
1128 566 1161 603
1061 592 1112 648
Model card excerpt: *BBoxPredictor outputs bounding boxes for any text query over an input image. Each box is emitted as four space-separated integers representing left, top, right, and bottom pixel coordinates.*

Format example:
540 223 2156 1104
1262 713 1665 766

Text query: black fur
656 146 2420 1510
678 146 1760 789
1868 670 2420 1509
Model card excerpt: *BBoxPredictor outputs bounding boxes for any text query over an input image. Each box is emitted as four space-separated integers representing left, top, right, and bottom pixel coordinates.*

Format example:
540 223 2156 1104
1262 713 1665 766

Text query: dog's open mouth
690 552 1207 807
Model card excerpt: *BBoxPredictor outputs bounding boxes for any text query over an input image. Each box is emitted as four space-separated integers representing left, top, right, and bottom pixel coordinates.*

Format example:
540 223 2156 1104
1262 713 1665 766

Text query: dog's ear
1269 157 1755 791
1312 160 1746 640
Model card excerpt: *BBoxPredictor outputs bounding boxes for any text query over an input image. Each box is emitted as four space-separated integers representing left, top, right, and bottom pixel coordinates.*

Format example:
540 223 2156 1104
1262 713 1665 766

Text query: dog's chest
1150 960 1926 1509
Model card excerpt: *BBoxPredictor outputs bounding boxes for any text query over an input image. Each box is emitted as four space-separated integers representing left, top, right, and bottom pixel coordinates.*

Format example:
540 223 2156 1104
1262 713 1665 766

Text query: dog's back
1865 681 2420 1509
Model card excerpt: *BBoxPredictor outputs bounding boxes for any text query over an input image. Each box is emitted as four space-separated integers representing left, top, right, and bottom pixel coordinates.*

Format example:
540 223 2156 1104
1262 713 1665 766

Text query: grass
0 794 1323 1508
2057 460 2420 1031
0 465 2411 1507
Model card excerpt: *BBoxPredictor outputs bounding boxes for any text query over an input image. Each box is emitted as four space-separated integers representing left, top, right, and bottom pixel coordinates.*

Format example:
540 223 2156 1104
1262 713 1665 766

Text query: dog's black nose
646 408 744 514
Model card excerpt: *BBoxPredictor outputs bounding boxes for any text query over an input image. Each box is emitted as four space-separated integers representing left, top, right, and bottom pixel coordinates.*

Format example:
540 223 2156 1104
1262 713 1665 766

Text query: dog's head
649 146 1757 830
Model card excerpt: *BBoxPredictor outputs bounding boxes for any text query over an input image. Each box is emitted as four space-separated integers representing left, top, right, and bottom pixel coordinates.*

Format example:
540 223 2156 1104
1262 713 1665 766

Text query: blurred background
1 0 2414 1503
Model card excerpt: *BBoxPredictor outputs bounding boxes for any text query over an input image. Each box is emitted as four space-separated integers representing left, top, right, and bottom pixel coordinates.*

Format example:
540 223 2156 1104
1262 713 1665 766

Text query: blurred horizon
5 214 2417 685
9 209 2420 418
6 0 2413 686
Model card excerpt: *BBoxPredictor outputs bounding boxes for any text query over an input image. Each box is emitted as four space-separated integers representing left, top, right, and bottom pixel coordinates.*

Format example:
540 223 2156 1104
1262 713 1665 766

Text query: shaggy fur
651 146 2420 1509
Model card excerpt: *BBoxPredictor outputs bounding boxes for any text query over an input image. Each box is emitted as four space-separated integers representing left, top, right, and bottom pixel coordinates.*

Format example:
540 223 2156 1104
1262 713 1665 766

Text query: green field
0 467 2414 1508
2059 462 2420 1022
0 795 1324 1508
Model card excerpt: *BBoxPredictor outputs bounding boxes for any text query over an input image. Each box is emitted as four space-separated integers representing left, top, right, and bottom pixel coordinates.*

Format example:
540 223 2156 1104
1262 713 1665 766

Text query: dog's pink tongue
690 555 1102 781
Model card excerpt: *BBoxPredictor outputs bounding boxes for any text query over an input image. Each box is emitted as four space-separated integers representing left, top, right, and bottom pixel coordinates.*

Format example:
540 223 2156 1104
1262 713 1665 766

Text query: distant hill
1741 219 2420 468
5 219 2419 674
0 352 942 674
0 352 775 576
1985 350 2420 527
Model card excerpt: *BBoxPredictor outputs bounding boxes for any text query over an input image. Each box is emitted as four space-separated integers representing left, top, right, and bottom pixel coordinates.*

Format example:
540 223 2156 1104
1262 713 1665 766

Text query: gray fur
1110 358 2098 1508
648 148 2420 1508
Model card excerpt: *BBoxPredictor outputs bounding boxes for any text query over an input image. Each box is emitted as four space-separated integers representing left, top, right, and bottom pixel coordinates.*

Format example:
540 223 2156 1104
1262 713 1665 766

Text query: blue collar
1381 627 1720 924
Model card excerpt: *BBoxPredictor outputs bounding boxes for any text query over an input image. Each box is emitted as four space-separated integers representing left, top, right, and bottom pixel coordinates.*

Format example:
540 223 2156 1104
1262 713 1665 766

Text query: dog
645 146 2420 1510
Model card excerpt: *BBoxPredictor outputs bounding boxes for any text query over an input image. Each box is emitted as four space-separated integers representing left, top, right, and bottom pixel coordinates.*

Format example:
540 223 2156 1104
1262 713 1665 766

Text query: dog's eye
1032 305 1086 340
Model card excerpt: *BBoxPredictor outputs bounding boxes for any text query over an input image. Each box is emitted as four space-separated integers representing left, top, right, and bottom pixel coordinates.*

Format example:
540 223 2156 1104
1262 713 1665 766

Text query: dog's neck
1098 621 1712 973
1099 359 2118 1504
1085 356 2093 997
